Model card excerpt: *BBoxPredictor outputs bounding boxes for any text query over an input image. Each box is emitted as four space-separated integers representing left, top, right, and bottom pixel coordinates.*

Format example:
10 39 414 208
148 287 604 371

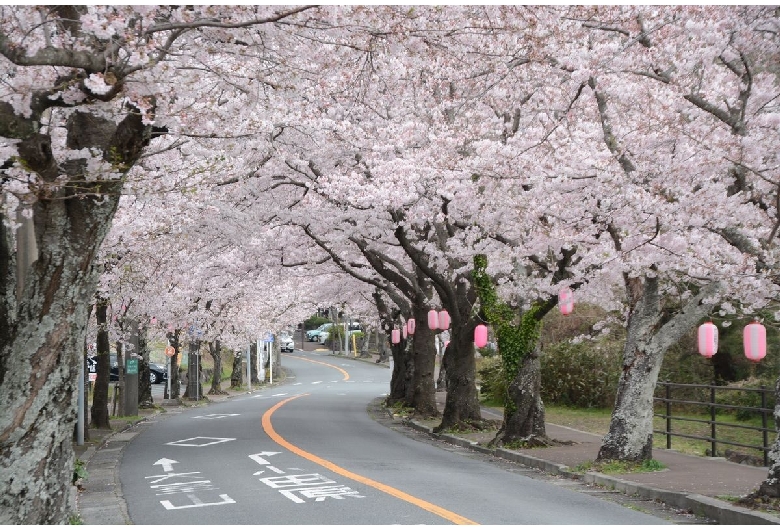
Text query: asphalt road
121 350 672 525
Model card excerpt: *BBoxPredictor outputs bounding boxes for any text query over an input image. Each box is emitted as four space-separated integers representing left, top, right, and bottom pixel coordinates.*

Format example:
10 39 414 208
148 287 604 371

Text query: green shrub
714 377 776 420
73 459 88 485
304 315 331 330
477 355 506 406
540 335 623 409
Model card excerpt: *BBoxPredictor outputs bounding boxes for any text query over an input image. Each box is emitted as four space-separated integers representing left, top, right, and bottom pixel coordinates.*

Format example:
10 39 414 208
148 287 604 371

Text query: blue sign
263 332 274 343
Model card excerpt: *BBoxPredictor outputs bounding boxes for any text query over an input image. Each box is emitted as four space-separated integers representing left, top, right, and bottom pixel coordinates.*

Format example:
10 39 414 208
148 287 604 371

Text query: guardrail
654 381 774 466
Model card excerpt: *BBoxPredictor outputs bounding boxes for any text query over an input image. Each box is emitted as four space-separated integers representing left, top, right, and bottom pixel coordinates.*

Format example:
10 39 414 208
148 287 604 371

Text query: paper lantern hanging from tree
697 322 718 358
391 329 401 344
474 324 488 348
428 310 439 330
744 321 766 362
438 310 450 330
558 287 574 316
407 318 416 335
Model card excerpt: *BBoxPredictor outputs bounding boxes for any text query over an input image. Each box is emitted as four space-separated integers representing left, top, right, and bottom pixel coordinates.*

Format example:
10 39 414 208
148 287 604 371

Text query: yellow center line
262 394 479 525
282 353 350 381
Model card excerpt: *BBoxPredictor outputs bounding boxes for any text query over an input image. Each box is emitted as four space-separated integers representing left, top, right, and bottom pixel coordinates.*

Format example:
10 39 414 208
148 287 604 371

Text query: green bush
540 335 623 409
714 377 776 420
305 315 332 330
477 356 506 406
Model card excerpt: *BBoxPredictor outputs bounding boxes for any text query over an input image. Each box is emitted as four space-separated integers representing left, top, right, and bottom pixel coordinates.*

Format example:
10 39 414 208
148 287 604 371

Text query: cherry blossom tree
0 5 339 523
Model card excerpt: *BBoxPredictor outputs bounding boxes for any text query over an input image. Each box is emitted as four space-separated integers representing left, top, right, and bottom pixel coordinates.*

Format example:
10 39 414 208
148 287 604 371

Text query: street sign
263 332 274 343
126 359 139 375
164 346 175 357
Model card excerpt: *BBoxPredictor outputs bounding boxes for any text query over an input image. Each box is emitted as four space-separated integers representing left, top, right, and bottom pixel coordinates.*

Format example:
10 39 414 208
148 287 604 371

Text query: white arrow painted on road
248 451 281 466
153 458 179 472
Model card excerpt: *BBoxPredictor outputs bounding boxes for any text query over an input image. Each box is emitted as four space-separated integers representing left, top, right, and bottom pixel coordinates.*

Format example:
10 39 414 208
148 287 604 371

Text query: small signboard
263 332 274 343
126 359 139 375
164 346 176 357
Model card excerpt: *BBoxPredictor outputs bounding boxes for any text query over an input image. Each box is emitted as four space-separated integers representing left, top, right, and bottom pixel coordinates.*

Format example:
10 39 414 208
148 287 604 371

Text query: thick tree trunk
495 346 547 446
90 296 111 429
410 304 438 418
230 349 243 389
208 340 227 395
387 339 413 406
597 277 720 462
183 339 203 400
0 186 121 523
437 312 481 432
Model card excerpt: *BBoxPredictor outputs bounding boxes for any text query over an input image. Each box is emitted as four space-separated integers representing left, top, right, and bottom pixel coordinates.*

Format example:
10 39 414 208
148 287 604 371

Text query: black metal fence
654 381 775 466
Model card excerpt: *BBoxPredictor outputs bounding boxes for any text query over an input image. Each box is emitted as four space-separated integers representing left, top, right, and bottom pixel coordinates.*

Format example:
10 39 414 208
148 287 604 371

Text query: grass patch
72 459 88 485
544 405 769 461
111 415 142 423
575 458 666 474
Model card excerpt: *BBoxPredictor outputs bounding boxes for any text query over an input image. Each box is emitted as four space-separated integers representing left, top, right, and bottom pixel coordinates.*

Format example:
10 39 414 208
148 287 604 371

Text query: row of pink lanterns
698 320 767 362
474 287 575 348
391 310 451 344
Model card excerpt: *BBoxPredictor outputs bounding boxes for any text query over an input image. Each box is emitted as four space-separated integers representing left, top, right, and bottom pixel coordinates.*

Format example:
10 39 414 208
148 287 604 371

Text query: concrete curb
405 419 780 525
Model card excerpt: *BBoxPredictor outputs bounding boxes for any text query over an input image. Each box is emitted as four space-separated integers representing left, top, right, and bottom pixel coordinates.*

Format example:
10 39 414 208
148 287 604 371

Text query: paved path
74 349 780 525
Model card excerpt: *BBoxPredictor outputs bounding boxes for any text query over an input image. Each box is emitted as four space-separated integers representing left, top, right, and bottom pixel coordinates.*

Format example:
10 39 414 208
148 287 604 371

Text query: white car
280 335 294 353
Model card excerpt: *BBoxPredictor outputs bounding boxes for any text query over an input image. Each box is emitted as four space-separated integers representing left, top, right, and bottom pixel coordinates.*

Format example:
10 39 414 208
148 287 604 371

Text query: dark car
87 355 168 384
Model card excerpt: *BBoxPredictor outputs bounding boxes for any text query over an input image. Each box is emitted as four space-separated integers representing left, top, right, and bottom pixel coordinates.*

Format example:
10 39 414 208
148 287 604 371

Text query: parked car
87 355 168 384
280 334 295 353
306 323 334 342
318 325 363 345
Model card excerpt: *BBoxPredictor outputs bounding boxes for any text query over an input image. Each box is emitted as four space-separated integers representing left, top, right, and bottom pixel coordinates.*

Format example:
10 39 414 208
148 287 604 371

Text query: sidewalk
402 388 780 525
73 351 780 525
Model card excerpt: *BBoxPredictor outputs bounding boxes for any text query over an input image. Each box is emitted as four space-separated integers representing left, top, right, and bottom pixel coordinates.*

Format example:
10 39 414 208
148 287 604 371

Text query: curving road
121 350 671 525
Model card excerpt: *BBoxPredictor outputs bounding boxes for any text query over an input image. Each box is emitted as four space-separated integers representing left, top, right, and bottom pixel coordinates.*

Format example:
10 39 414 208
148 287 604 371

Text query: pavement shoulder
402 414 780 525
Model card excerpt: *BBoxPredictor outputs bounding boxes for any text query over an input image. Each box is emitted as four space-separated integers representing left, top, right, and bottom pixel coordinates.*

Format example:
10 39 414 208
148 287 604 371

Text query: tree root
489 433 575 449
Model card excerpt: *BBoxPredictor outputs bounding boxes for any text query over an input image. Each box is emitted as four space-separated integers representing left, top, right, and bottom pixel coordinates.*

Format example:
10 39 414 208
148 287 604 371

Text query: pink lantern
558 287 574 316
407 318 416 335
428 310 439 330
391 329 401 344
697 322 718 358
402 325 408 339
474 324 488 348
744 321 767 362
438 310 451 330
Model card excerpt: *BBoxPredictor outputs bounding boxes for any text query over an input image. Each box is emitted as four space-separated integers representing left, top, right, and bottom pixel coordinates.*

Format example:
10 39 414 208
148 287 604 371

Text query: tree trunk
437 310 481 432
115 340 125 417
138 325 153 408
436 335 447 391
377 332 391 363
166 329 181 399
0 183 121 523
597 277 720 462
230 349 243 389
208 340 227 395
387 339 413 407
90 296 111 429
250 342 260 384
410 304 438 418
183 339 203 400
494 346 547 445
